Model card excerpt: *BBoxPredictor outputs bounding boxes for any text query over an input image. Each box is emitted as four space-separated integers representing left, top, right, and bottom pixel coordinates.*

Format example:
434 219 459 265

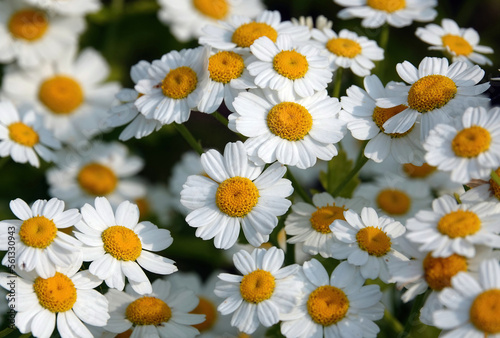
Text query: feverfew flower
214 247 301 334
311 28 384 77
330 207 407 283
416 18 494 66
180 141 293 249
0 101 61 167
334 0 437 28
169 151 204 215
0 197 81 278
406 194 500 258
104 279 204 338
291 15 333 31
25 0 102 15
281 259 384 338
424 106 500 184
230 89 345 169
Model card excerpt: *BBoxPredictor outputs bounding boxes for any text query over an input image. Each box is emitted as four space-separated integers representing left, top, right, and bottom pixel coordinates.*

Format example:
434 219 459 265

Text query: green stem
399 291 428 338
491 169 500 186
0 157 9 170
212 111 228 127
332 67 344 98
286 168 313 204
0 328 14 338
331 142 369 197
174 123 204 155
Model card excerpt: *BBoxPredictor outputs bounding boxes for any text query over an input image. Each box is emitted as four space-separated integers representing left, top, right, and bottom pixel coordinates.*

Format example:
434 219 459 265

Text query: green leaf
320 149 360 198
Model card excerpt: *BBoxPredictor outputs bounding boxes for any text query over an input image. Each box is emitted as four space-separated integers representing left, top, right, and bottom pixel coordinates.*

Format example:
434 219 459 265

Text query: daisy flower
104 278 204 338
340 75 425 164
1 47 120 145
199 10 310 52
74 197 177 294
180 141 293 249
46 141 146 209
460 166 500 204
169 151 204 215
247 35 332 100
107 60 163 141
25 0 102 16
0 197 81 278
398 162 463 197
0 255 109 338
280 259 384 338
158 0 264 42
0 100 61 167
198 49 256 113
406 194 500 258
424 106 500 184
329 207 407 283
291 15 333 31
284 192 366 258
416 18 494 66
311 28 384 77
0 0 85 69
333 0 437 28
214 247 302 334
230 89 345 169
134 46 209 125
376 57 490 140
433 259 500 337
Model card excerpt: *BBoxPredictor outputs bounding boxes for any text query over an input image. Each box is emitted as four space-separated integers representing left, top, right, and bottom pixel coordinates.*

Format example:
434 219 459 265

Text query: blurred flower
26 0 102 16
169 151 204 215
291 15 333 31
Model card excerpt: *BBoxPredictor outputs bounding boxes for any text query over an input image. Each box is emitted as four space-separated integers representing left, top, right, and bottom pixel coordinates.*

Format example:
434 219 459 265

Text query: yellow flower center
192 0 228 20
451 126 491 158
366 0 406 12
8 9 48 41
437 210 481 238
215 177 259 217
8 122 39 147
208 51 245 84
101 225 142 261
422 253 468 291
33 272 77 313
372 104 412 137
115 330 133 338
376 189 411 216
470 289 500 334
273 50 309 80
310 205 347 234
326 38 362 58
442 34 473 56
38 76 84 115
402 163 437 178
307 285 349 326
489 167 500 201
191 296 217 332
19 216 57 249
267 102 313 141
231 22 278 48
161 66 198 99
356 226 392 257
407 75 457 113
77 163 118 196
240 269 275 303
126 296 172 326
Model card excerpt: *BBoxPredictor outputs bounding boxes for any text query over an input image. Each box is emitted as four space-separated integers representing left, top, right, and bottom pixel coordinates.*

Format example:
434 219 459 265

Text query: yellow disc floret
216 177 259 217
240 269 275 303
307 285 349 326
470 289 500 334
366 0 406 12
326 38 362 58
372 104 413 137
437 210 481 238
19 216 57 249
77 163 118 196
9 9 48 41
423 253 468 291
267 102 313 141
101 225 142 261
192 0 228 20
208 51 245 84
451 126 491 158
8 122 39 147
356 226 392 257
231 22 278 48
191 297 218 332
376 189 411 216
310 205 347 234
273 50 309 80
33 272 77 313
126 296 172 326
38 76 84 115
402 163 437 178
489 167 500 201
407 75 457 113
162 66 198 99
442 34 473 56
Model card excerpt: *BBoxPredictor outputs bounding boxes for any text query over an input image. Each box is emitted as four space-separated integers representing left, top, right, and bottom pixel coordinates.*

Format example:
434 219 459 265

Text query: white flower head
25 0 102 15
